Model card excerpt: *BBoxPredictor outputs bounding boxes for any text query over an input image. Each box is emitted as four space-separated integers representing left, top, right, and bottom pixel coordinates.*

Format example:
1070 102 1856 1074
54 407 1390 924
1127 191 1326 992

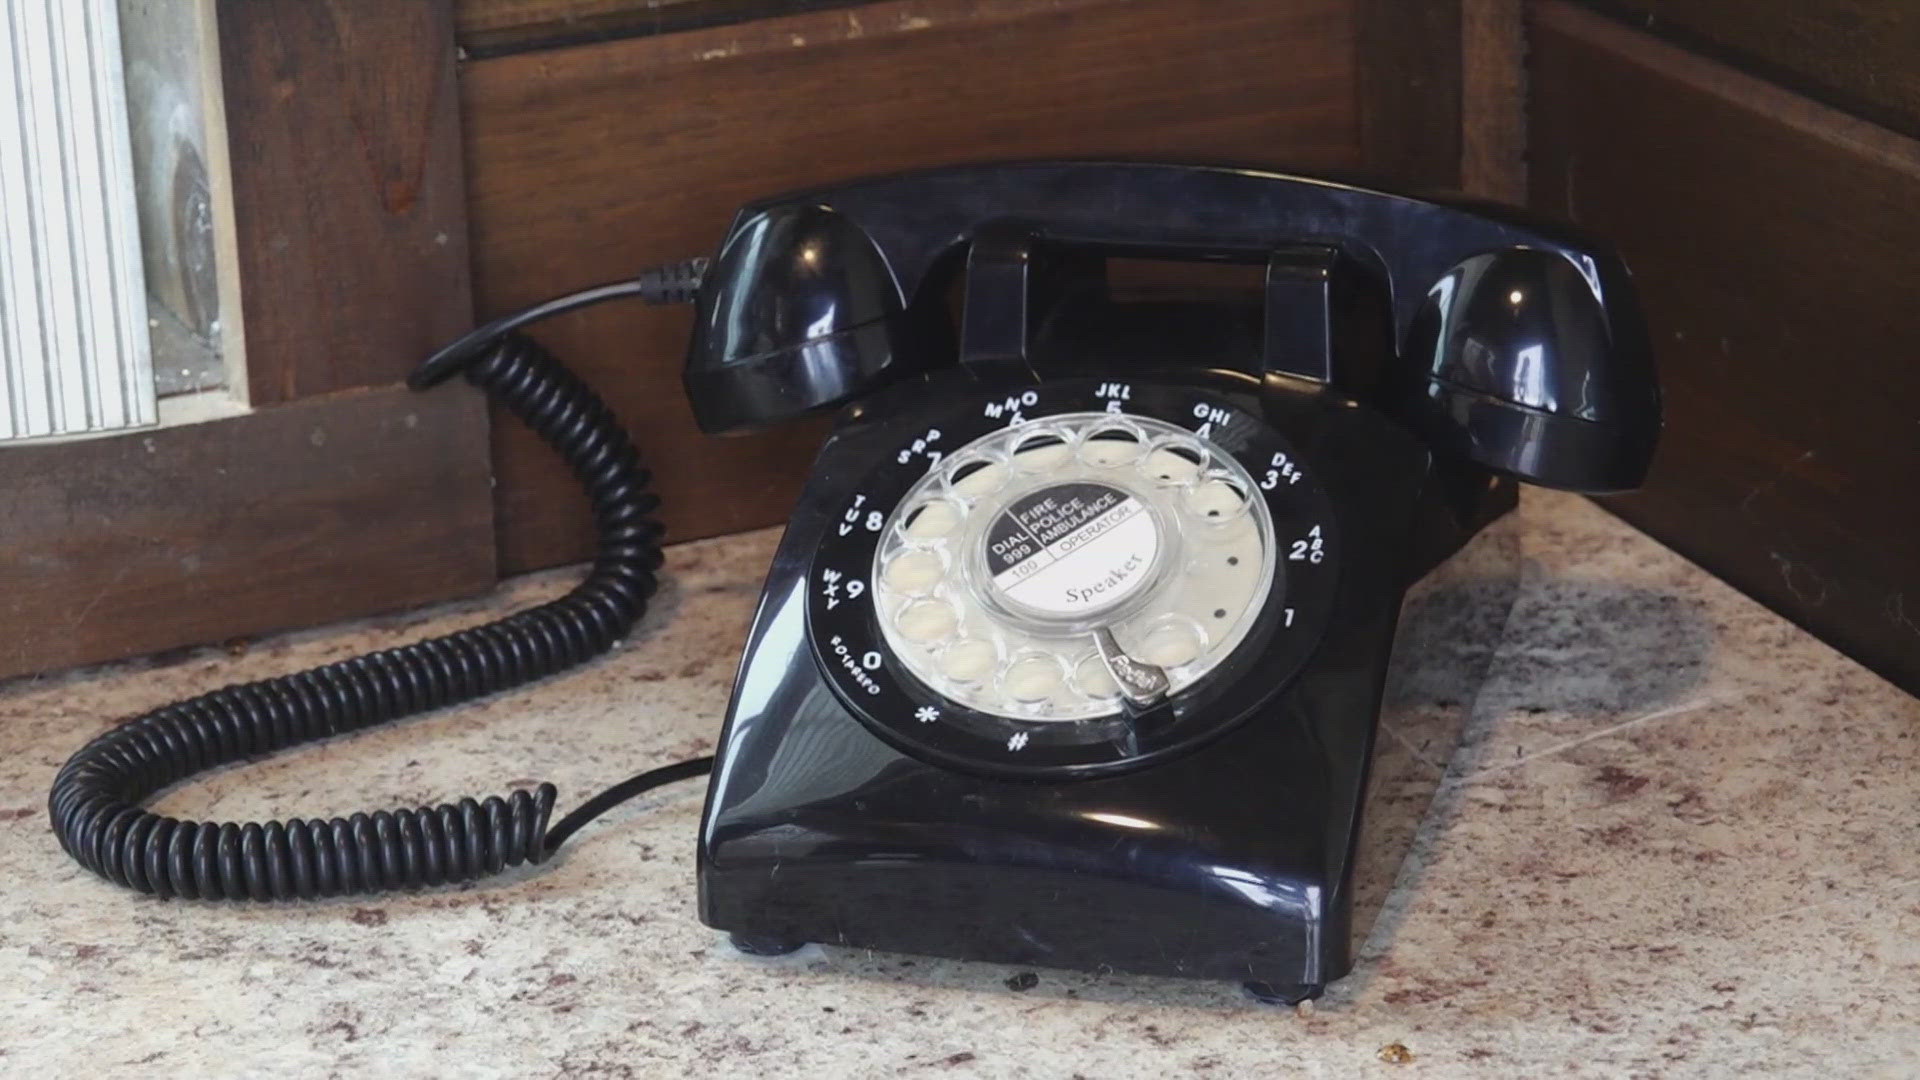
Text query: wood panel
1461 0 1526 202
461 0 1362 572
455 0 868 56
217 0 474 404
458 0 713 41
1586 0 1920 144
1531 2 1920 695
1357 0 1463 189
0 386 496 680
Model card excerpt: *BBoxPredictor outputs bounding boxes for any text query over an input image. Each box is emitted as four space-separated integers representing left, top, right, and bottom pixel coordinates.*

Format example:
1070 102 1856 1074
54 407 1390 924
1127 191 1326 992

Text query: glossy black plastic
690 162 1654 998
1398 248 1659 492
683 162 1659 489
684 204 905 434
698 367 1513 996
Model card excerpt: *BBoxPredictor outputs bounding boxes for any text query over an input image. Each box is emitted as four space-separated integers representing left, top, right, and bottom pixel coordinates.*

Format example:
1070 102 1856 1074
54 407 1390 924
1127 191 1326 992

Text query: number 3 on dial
1261 451 1301 490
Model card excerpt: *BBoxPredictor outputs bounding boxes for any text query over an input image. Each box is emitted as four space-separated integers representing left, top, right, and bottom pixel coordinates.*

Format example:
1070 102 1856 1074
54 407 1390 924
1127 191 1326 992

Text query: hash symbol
1007 732 1030 751
915 706 939 723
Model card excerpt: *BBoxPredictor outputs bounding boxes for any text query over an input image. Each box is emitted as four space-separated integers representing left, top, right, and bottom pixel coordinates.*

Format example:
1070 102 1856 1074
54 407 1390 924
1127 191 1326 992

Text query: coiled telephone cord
47 264 716 900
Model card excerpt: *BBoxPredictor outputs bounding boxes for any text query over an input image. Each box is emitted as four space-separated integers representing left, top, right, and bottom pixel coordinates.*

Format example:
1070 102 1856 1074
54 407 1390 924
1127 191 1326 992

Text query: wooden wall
0 1 498 682
0 387 493 676
1532 1 1920 694
222 1 475 403
1587 0 1920 142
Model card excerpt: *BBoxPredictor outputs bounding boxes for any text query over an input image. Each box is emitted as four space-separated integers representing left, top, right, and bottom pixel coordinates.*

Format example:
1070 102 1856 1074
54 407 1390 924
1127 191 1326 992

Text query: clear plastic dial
871 413 1278 720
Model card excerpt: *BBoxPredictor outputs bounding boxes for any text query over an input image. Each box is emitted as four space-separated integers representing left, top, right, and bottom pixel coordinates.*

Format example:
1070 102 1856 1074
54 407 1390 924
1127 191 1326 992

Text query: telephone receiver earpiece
683 204 907 435
1398 247 1659 493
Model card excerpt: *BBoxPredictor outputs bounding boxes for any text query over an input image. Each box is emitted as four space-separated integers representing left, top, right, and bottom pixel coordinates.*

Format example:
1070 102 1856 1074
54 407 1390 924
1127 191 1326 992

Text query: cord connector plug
636 257 709 305
408 258 710 390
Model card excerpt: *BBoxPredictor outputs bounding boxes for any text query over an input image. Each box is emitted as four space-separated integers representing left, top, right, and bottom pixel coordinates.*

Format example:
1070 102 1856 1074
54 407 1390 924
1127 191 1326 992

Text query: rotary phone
49 163 1656 1007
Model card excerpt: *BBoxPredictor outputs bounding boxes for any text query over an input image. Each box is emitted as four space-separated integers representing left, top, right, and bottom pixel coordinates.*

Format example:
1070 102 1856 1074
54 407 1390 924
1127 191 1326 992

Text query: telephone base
698 373 1521 1002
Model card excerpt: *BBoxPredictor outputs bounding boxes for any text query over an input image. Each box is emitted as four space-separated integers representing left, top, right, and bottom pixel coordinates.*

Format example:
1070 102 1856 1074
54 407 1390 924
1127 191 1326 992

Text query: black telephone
50 163 1656 1006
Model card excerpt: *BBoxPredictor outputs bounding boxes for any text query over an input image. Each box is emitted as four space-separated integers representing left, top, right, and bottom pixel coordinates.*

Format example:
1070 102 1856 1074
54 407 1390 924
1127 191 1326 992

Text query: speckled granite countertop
2 490 1915 1078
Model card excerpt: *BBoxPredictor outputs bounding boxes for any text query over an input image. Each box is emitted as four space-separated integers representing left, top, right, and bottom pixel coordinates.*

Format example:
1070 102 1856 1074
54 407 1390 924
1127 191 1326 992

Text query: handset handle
744 163 1606 334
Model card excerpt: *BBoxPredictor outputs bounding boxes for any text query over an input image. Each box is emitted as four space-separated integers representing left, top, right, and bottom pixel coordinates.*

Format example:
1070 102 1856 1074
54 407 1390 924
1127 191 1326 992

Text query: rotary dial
808 379 1337 776
870 412 1276 721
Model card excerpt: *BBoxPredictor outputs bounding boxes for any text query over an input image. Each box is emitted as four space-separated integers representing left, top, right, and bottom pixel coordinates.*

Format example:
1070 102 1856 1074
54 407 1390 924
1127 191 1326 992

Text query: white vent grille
0 0 154 441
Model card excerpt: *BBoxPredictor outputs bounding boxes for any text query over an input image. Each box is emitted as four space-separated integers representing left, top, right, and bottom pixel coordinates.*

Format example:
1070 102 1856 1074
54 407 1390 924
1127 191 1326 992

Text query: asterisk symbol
914 706 939 723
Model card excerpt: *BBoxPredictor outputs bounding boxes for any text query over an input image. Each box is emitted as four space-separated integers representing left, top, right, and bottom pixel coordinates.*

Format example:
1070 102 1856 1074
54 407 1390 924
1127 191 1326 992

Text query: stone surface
1 490 1914 1078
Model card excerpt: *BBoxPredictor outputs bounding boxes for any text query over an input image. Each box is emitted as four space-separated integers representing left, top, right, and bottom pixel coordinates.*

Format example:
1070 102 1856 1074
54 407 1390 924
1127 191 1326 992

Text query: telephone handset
683 162 1656 490
50 163 1655 1005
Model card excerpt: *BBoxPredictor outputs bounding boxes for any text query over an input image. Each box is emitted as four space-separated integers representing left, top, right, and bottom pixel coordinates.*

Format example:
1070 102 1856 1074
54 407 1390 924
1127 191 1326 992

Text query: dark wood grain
1357 0 1462 189
217 0 474 404
460 0 1363 571
1531 2 1920 695
0 386 496 681
454 0 870 56
1585 0 1920 143
1461 0 1526 201
457 0 718 41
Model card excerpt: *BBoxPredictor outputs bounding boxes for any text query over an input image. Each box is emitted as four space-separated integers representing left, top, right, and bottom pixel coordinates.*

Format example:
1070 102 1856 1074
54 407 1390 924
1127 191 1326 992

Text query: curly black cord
49 268 713 900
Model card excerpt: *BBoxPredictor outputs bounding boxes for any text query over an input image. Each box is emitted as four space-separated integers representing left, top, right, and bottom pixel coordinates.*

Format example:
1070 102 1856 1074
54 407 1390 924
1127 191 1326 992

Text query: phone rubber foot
729 933 806 957
1242 980 1322 1007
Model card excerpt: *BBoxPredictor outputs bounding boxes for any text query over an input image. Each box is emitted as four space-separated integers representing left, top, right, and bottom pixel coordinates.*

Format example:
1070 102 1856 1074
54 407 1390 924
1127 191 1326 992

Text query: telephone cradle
48 163 1656 1005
